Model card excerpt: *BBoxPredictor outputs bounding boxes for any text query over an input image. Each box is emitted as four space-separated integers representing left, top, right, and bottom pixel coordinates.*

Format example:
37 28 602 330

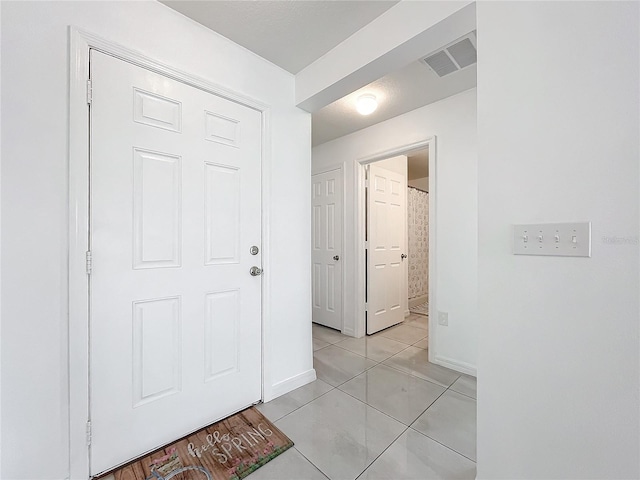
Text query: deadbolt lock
250 246 259 255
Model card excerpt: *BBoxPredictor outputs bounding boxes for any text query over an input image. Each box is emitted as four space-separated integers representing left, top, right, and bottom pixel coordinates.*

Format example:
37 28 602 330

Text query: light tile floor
254 315 476 480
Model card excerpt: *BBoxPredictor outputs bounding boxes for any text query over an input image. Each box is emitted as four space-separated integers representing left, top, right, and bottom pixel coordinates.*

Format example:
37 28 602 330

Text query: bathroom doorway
407 148 429 319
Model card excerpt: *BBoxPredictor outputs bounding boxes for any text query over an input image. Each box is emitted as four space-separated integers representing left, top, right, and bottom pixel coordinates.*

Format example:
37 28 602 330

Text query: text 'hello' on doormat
98 407 293 480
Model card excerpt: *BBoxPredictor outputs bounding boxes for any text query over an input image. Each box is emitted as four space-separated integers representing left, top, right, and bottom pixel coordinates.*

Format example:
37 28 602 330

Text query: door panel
367 164 407 334
132 148 182 268
311 169 343 330
89 50 262 474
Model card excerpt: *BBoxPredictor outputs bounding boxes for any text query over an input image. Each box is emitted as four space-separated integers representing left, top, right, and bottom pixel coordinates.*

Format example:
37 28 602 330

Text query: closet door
311 168 343 331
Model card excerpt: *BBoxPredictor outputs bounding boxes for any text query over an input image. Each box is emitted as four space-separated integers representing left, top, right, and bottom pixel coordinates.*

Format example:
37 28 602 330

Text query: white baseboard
265 368 317 402
433 355 476 377
404 309 411 317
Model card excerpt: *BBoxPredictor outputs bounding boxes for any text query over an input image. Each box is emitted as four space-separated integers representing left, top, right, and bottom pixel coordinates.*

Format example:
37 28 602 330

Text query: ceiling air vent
424 50 458 77
422 33 477 77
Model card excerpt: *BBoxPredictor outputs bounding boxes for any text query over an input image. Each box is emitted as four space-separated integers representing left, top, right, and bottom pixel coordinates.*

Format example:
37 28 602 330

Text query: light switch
513 222 591 257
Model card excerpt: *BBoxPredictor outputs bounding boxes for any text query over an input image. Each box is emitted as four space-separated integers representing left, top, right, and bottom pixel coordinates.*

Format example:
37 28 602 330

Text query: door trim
68 27 272 479
353 138 436 344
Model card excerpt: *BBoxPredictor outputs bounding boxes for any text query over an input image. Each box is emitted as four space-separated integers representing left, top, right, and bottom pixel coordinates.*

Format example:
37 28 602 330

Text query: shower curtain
408 187 429 300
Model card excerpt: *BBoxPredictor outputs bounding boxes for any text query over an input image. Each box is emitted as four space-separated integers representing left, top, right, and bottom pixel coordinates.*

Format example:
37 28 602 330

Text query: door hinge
86 421 92 446
364 302 368 312
85 250 92 275
86 79 93 105
365 179 370 188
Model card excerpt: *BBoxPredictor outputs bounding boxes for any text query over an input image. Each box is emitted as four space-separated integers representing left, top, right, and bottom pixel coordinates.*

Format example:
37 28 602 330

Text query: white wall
0 4 3 475
476 2 639 478
313 88 477 373
0 2 311 479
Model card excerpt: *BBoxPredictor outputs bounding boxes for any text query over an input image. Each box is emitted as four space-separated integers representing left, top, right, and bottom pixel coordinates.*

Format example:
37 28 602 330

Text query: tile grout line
445 385 477 400
304 329 476 477
318 343 415 389
290 446 332 480
354 424 412 480
313 331 466 393
407 426 477 464
315 344 453 425
335 384 418 429
273 380 411 480
315 332 425 360
377 358 460 389
313 336 476 466
312 331 442 424
270 384 338 423
324 336 417 354
314 335 454 392
341 382 476 475
409 383 450 419
333 359 455 396
405 380 477 463
272 385 475 478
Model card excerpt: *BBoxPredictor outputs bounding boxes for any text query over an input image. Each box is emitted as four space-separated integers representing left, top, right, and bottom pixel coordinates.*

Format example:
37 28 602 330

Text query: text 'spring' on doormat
97 407 293 480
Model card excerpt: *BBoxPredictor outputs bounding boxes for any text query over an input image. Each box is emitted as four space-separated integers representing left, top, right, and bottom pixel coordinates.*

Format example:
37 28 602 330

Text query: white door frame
354 138 436 353
311 163 346 333
68 27 272 479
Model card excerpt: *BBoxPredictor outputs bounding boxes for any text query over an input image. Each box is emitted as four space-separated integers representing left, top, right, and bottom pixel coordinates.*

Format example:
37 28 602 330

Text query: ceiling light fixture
356 94 378 115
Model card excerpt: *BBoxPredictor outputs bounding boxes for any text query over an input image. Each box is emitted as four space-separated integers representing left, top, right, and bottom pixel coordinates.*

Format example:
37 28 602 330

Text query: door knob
333 255 340 261
401 253 407 260
250 266 263 276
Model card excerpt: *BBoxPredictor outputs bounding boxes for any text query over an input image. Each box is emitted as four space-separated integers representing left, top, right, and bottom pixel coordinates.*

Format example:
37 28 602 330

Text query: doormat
98 407 293 480
410 302 429 316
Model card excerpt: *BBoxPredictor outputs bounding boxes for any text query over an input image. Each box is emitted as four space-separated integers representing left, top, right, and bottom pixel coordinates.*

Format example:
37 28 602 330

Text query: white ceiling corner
160 0 399 74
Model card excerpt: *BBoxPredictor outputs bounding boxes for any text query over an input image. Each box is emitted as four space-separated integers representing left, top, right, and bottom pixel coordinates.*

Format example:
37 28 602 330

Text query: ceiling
312 58 476 146
160 0 399 74
160 1 477 147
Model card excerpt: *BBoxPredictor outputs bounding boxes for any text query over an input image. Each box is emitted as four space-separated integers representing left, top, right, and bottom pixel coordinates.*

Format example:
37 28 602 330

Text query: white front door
89 50 263 474
311 169 343 330
367 164 407 334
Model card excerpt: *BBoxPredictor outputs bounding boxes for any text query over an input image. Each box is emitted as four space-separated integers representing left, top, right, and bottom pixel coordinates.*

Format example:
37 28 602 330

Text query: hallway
253 316 476 479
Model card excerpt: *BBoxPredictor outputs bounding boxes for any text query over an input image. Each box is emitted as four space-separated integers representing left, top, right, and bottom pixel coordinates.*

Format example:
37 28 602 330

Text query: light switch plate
438 311 448 326
513 222 591 257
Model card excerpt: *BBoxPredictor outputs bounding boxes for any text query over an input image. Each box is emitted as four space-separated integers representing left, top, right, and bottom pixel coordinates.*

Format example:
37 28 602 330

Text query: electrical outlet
438 311 448 326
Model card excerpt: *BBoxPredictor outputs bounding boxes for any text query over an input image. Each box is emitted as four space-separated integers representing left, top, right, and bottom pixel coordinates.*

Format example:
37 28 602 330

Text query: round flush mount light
356 94 378 115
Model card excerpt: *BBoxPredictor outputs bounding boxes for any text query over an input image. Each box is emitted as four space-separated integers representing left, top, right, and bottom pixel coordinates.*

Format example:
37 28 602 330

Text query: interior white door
311 169 343 330
367 164 407 334
89 50 262 474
